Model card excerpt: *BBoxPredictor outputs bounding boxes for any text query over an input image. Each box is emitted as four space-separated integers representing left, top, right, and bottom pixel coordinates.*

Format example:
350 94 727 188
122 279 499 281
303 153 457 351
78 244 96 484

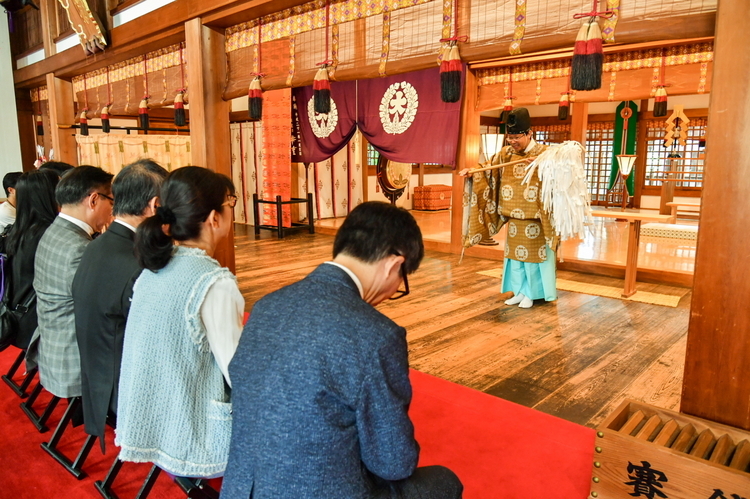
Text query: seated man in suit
72 159 167 450
222 201 463 499
31 165 114 399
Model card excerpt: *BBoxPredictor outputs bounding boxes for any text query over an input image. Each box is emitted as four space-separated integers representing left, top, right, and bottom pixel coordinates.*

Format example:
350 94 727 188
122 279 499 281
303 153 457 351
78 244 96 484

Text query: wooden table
591 210 674 297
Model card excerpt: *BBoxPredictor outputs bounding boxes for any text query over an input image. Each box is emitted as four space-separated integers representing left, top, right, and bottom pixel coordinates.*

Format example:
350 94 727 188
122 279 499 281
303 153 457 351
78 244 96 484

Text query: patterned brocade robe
463 140 558 263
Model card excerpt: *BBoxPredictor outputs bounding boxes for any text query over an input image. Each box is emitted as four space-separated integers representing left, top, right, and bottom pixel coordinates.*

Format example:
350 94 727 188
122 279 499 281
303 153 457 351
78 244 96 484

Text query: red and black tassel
440 44 462 103
100 105 110 133
558 92 570 120
174 91 186 127
313 65 331 114
500 97 513 126
571 19 603 91
248 77 263 121
139 97 149 130
653 86 668 117
79 109 89 136
36 114 44 136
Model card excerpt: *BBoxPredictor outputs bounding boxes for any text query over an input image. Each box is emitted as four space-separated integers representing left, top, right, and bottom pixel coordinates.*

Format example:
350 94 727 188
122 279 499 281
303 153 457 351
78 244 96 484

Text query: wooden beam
570 102 588 147
45 73 77 165
185 18 235 273
451 69 480 254
681 0 750 430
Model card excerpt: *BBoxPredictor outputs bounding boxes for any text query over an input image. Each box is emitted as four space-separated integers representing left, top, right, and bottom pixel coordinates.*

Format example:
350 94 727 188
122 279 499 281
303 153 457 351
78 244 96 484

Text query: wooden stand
591 399 750 498
253 193 315 239
590 211 673 297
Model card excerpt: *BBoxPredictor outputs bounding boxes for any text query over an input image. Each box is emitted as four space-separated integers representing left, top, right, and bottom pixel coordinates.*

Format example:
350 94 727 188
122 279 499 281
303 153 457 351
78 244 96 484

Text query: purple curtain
292 80 358 164
293 66 463 166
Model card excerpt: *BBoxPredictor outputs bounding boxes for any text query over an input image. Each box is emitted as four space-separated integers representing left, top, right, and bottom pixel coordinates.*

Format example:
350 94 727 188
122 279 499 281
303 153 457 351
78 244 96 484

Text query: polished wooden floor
234 224 690 429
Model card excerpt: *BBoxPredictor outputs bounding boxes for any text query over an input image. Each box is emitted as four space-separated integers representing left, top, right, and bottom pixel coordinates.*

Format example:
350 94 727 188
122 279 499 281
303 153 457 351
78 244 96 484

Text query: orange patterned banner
262 89 293 227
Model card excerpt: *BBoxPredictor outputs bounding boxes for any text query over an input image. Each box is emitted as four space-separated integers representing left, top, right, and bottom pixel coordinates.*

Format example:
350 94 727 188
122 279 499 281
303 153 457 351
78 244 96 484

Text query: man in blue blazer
222 201 462 499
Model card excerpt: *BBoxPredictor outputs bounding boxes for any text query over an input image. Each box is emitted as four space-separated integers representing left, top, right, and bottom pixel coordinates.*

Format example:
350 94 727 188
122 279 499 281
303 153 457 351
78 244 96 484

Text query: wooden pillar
570 102 588 147
15 89 37 171
185 18 235 273
681 0 750 430
450 68 480 253
632 99 649 208
39 0 57 58
45 73 77 165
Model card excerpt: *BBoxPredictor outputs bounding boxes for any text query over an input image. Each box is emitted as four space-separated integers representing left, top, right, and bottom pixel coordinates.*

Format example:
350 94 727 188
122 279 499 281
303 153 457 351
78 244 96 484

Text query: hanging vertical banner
509 0 527 55
609 101 639 195
262 89 293 227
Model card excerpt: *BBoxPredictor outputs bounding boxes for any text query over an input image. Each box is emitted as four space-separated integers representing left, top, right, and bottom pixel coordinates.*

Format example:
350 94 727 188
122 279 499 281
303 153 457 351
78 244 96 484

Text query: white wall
0 18 24 176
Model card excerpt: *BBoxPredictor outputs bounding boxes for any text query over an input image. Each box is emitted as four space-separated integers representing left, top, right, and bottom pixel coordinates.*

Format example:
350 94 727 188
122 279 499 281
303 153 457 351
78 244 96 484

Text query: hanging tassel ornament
139 97 150 130
585 18 603 90
174 43 187 127
79 109 89 136
571 18 603 91
653 50 669 118
500 97 514 125
570 21 590 91
248 77 263 121
440 44 462 103
36 114 44 136
173 91 186 126
571 1 613 91
558 92 570 120
437 0 466 103
100 105 111 133
313 64 331 114
653 86 668 118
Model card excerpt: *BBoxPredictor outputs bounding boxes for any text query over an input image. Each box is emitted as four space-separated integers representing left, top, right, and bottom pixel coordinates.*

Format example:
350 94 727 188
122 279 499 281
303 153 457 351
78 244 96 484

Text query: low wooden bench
666 201 701 223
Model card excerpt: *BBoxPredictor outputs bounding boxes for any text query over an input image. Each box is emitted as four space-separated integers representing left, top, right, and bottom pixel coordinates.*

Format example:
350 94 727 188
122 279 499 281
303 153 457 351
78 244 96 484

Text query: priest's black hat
507 108 532 134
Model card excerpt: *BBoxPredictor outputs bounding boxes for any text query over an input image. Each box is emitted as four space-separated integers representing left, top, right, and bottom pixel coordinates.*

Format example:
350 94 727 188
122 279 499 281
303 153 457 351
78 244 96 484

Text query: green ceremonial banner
608 101 639 195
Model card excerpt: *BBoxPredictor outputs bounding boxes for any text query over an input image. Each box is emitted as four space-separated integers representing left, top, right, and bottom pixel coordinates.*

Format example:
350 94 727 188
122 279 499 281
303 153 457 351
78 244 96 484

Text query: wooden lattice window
644 118 706 191
585 122 616 204
534 124 570 146
367 143 380 166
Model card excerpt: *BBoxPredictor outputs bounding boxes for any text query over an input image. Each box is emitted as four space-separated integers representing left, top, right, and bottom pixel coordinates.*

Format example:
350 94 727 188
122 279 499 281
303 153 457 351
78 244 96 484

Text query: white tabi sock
505 293 526 305
518 296 534 308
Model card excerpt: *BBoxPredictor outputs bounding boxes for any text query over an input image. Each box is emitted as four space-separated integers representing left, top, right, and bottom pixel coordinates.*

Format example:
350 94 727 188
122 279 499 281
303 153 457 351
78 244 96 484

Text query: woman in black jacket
5 169 60 349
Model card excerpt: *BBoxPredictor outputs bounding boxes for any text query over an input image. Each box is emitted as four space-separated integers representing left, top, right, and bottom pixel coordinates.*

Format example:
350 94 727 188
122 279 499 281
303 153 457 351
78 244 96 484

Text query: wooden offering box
590 400 750 498
413 185 452 211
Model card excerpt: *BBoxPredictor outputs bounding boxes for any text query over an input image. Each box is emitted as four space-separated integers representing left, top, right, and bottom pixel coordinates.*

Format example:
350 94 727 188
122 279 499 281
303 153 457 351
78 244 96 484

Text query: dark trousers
371 466 463 499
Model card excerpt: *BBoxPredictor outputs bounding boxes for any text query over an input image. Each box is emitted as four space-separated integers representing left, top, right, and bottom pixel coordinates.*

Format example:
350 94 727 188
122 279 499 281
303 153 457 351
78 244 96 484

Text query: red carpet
409 370 595 499
1 348 594 498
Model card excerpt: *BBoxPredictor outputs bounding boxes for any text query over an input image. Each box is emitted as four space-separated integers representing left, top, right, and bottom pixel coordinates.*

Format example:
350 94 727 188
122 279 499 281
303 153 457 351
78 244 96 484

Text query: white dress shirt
324 261 364 298
58 212 94 237
200 276 245 386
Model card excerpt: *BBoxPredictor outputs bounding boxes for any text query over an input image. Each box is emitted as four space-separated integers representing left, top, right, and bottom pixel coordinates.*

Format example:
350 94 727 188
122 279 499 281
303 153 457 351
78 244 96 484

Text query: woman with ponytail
115 166 244 479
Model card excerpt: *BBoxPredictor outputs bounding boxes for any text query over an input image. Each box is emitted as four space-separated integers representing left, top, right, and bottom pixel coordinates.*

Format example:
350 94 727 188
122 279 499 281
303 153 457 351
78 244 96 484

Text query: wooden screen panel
585 122 615 205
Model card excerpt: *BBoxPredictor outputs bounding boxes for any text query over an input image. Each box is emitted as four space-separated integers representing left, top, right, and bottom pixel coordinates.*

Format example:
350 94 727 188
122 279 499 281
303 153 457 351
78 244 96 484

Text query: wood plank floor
234 224 690 429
